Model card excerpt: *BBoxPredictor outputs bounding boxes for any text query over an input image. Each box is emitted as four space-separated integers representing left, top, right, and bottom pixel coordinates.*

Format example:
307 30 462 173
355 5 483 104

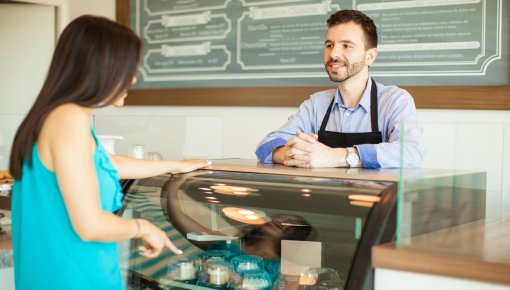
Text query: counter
0 177 13 270
118 159 486 290
0 159 492 290
0 210 13 290
205 159 468 182
0 224 12 269
372 215 510 288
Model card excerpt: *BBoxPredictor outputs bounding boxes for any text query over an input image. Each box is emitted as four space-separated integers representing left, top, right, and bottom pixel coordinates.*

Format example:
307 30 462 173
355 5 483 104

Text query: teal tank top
12 129 125 290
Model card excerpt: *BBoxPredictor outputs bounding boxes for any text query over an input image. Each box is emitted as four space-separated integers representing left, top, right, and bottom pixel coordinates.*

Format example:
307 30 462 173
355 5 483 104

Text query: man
255 10 425 168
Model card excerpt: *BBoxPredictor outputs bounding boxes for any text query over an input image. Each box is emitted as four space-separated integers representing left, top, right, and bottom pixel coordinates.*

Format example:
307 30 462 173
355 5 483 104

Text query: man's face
323 22 376 83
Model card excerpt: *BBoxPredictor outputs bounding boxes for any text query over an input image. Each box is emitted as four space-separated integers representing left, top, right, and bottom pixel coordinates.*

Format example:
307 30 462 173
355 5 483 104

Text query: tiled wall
90 107 510 220
2 108 508 220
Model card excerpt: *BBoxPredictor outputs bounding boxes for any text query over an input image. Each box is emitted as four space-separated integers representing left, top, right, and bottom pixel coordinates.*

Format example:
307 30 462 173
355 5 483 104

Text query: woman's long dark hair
9 15 142 179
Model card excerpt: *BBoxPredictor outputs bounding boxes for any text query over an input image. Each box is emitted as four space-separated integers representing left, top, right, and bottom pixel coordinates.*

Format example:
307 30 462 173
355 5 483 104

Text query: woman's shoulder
46 103 90 128
50 103 89 118
38 104 94 169
41 103 92 141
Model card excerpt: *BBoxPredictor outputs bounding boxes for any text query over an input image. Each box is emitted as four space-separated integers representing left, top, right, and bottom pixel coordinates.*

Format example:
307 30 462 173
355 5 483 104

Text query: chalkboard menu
128 0 507 88
117 0 510 109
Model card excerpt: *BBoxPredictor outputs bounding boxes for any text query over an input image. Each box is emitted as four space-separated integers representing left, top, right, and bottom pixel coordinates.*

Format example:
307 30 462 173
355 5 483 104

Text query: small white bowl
97 135 124 154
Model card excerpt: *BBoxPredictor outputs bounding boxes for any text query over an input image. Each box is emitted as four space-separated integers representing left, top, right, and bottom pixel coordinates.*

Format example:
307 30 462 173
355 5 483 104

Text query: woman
8 15 209 289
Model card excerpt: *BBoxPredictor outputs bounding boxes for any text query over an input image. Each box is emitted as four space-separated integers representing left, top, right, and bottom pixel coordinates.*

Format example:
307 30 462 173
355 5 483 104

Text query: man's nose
330 44 343 58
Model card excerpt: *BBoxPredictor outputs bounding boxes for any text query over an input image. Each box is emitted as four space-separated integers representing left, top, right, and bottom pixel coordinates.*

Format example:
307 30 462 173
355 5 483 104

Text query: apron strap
370 78 379 133
320 78 379 133
319 96 335 131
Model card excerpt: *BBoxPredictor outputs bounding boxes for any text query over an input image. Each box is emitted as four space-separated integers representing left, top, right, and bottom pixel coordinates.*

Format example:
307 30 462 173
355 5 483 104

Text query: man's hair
327 9 378 49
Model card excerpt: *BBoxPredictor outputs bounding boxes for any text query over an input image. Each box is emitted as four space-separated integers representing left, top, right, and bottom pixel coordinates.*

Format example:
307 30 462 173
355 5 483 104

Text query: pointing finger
165 238 183 255
138 245 157 258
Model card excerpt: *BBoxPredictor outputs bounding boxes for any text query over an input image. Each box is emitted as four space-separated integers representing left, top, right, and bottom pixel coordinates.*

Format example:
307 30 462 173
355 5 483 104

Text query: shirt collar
335 77 372 112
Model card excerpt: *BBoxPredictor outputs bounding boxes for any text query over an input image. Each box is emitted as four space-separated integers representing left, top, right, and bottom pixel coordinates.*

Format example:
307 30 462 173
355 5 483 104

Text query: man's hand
280 131 347 168
272 132 316 164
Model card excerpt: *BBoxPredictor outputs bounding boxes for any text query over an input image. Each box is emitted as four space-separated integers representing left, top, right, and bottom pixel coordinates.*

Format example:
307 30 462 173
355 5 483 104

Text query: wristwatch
346 147 360 167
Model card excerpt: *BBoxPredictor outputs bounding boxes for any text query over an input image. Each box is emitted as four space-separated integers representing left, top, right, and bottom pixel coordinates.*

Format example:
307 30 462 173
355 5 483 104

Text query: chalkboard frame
116 0 510 110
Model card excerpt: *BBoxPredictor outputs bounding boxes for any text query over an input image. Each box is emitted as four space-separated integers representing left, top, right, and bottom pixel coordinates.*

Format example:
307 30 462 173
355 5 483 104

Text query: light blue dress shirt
255 78 426 168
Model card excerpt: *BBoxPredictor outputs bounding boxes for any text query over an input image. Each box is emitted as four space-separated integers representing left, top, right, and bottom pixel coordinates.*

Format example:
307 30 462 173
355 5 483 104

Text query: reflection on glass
348 194 381 208
348 194 381 203
222 207 266 225
298 267 342 289
124 170 394 290
210 185 258 196
350 201 376 208
165 173 317 287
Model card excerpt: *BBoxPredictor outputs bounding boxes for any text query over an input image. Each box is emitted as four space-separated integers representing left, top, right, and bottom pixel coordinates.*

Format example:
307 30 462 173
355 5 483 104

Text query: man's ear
366 47 378 65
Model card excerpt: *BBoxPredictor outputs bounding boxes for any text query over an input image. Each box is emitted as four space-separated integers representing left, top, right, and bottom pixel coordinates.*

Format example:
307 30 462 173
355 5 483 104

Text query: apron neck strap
320 78 379 133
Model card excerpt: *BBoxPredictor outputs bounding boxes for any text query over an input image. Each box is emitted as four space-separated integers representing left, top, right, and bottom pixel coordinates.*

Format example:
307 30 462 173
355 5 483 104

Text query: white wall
0 0 508 218
0 4 55 116
91 107 510 218
0 3 56 171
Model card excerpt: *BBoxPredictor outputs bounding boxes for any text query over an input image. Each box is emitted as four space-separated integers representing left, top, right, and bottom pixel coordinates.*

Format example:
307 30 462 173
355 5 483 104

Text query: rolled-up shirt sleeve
255 138 287 163
254 83 425 168
358 87 426 168
255 97 318 163
355 144 379 168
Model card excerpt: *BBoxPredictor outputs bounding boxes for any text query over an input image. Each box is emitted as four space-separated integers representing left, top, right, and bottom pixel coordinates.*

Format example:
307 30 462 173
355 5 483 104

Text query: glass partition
397 120 505 252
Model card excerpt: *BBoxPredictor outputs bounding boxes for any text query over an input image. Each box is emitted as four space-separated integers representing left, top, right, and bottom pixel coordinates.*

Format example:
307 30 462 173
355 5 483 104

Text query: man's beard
325 57 366 82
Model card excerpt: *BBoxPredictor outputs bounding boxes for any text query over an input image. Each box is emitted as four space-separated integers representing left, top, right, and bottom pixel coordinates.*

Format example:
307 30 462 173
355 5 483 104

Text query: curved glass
118 170 396 290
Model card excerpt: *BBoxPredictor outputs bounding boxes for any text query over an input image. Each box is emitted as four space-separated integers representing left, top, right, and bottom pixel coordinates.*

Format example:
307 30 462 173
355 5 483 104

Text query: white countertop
207 159 481 183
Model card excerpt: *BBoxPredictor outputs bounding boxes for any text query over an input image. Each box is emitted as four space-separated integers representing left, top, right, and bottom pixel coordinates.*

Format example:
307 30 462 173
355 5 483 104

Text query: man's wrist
346 147 362 168
272 146 287 164
353 146 364 167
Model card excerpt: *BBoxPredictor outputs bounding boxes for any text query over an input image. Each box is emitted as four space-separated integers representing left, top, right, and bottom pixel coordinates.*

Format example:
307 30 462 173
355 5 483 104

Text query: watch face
346 152 359 166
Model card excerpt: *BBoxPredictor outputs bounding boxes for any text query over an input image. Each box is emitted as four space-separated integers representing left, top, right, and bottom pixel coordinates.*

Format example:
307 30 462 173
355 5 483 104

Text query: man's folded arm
255 138 287 163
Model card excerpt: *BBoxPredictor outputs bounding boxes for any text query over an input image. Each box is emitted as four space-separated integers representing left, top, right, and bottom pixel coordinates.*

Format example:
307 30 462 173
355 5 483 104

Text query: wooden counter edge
0 195 10 211
0 231 12 252
372 243 510 285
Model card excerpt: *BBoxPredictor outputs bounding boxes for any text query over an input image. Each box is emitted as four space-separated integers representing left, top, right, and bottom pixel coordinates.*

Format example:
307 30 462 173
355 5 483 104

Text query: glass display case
118 164 398 290
117 160 486 290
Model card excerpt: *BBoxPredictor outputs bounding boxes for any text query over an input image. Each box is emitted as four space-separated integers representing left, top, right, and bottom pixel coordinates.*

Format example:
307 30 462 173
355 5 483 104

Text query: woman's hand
169 159 211 174
136 219 183 258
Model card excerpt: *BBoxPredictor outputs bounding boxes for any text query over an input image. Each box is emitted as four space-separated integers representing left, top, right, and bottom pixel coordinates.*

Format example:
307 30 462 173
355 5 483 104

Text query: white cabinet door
0 3 55 115
0 3 54 168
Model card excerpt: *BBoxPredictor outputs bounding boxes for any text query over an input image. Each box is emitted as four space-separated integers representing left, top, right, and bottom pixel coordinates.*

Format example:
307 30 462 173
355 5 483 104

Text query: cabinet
118 160 485 290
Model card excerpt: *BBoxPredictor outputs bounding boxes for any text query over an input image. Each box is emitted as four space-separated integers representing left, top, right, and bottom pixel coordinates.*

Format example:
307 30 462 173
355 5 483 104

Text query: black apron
318 79 383 148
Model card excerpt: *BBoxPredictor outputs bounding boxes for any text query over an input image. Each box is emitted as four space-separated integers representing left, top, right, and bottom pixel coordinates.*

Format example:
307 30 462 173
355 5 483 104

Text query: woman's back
8 16 209 290
12 106 125 289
